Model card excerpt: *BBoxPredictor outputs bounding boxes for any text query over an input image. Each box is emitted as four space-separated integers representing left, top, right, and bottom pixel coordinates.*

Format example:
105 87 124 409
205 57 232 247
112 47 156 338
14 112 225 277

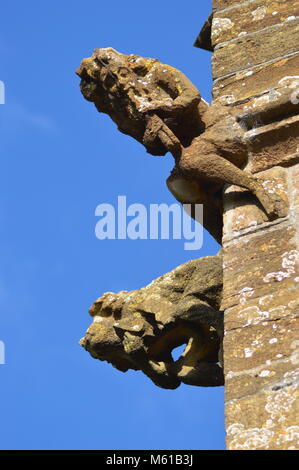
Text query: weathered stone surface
213 52 299 104
212 1 299 46
222 225 298 310
246 117 299 173
80 253 224 389
213 0 246 11
224 287 299 332
226 384 299 450
211 0 299 452
215 74 299 135
292 164 299 209
225 355 299 402
223 167 289 240
234 83 299 128
213 18 299 79
224 316 299 373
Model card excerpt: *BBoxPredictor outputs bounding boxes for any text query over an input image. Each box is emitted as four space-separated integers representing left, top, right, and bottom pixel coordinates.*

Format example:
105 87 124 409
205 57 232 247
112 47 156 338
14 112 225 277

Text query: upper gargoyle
77 48 287 242
76 47 207 156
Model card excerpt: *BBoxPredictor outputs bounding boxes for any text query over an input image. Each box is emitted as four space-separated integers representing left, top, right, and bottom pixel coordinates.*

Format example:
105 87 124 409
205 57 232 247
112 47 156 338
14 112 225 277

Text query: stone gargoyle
80 252 223 389
76 47 287 243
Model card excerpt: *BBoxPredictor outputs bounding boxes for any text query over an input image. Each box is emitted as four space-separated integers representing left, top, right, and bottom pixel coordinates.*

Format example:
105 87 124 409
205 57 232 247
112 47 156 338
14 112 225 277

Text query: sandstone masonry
208 0 299 451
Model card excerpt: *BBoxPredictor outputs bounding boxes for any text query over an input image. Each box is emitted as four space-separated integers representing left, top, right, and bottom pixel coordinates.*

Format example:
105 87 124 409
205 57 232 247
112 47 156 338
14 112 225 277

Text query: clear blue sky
0 0 225 450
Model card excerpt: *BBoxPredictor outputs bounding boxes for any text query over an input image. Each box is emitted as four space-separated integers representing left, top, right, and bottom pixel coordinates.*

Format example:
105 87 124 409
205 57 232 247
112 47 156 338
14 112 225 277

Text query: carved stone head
80 253 224 389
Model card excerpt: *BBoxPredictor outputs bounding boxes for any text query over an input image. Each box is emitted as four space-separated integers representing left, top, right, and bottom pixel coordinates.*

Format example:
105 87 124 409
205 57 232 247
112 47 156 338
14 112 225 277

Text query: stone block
224 286 299 331
213 52 299 105
246 117 299 173
212 1 299 46
222 225 298 309
223 315 299 373
226 384 299 449
225 355 299 402
213 18 299 79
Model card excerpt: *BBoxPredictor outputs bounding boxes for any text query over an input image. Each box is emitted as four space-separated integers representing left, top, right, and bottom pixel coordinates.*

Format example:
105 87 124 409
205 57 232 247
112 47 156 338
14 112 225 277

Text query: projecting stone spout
80 252 224 389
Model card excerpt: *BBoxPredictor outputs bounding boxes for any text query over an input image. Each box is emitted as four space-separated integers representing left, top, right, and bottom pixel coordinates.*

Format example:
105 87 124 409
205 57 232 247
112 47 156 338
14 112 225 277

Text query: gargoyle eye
118 67 129 78
132 65 148 77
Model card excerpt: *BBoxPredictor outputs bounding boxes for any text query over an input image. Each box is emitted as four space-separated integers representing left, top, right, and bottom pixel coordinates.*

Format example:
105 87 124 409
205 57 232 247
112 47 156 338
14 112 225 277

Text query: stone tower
196 0 299 450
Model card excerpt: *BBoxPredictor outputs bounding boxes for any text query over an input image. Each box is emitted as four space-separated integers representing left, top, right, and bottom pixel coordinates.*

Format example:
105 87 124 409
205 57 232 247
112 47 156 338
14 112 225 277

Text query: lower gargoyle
80 252 223 389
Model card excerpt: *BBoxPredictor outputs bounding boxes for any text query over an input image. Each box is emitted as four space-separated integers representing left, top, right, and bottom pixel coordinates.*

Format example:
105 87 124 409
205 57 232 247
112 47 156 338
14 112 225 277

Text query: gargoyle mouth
146 322 223 388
